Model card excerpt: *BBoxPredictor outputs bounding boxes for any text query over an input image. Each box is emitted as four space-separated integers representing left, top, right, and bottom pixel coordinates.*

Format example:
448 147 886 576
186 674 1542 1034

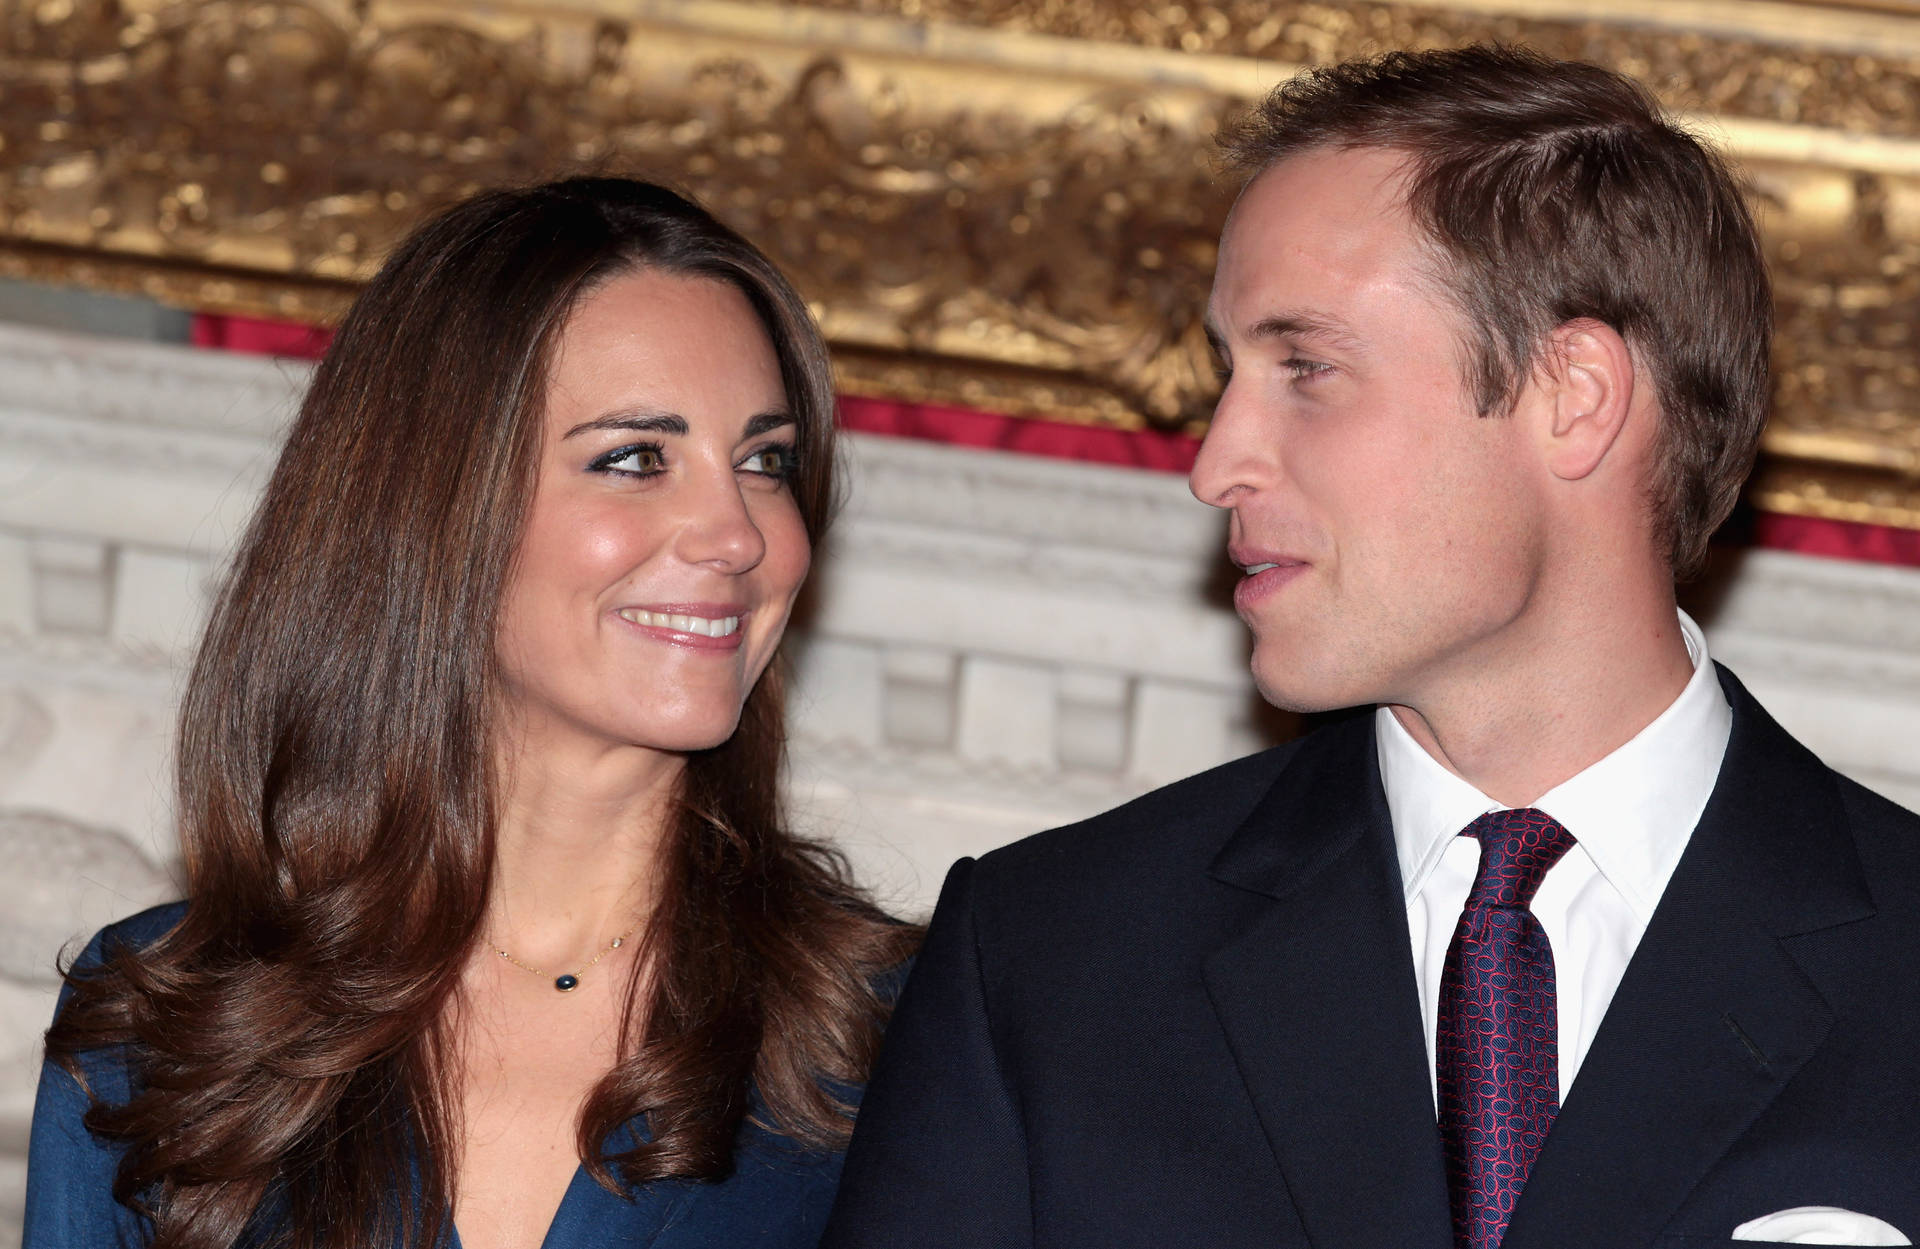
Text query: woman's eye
592 443 667 476
739 444 798 480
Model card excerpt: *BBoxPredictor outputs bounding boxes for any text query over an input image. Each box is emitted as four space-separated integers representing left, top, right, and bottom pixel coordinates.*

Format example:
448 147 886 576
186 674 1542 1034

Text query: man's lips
1228 545 1309 574
614 603 749 651
1228 548 1309 612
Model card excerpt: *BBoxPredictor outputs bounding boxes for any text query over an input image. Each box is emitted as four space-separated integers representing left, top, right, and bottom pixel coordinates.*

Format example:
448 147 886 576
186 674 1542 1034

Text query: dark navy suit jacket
27 904 853 1249
823 668 1920 1248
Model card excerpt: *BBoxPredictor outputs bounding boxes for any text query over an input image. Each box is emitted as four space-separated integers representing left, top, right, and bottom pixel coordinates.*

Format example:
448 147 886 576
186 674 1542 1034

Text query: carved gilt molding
1 0 1917 524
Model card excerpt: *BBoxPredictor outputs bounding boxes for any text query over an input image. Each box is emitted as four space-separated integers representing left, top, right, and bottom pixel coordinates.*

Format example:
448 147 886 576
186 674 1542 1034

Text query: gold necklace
493 927 636 993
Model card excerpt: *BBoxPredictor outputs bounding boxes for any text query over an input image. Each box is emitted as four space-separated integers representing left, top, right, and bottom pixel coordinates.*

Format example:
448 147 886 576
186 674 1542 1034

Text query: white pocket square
1733 1207 1911 1245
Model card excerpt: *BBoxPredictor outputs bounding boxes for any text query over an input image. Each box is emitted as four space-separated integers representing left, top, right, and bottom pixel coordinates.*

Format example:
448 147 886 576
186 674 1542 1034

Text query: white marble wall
1 320 1917 1240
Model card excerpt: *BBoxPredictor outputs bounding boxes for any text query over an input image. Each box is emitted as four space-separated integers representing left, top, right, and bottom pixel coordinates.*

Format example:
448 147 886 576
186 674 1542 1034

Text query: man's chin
1250 657 1374 717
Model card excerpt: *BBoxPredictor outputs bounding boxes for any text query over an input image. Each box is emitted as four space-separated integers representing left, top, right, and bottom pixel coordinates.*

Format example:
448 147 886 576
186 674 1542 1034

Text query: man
824 46 1920 1249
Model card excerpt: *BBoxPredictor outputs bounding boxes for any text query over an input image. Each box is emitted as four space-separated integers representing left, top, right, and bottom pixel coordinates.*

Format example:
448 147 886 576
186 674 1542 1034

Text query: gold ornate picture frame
3 0 1917 526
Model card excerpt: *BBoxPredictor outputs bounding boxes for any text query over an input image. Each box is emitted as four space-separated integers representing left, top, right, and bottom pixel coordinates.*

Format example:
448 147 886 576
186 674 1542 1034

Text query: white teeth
619 609 741 637
1243 563 1279 575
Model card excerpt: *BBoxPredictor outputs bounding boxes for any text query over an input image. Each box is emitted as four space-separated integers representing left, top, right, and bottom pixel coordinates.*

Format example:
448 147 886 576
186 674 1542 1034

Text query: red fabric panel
837 395 1200 473
186 314 1919 567
190 313 332 359
1752 511 1920 569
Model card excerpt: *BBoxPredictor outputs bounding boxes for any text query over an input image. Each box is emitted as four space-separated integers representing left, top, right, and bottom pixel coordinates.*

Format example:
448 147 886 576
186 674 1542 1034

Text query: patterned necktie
1437 807 1577 1249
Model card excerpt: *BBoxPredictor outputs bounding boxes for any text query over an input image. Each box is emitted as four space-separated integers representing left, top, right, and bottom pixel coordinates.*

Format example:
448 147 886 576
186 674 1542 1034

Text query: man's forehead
1202 306 1366 356
1209 148 1438 337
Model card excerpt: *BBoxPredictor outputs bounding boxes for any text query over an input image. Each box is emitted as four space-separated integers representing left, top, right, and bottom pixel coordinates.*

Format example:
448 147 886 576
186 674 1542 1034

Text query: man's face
1192 146 1549 714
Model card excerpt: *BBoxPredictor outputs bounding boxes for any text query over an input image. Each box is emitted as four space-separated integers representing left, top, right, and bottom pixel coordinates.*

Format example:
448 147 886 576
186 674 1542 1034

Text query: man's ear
1539 319 1637 482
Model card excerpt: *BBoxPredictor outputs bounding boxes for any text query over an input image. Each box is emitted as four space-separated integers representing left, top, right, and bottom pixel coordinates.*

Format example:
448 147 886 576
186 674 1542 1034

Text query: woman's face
495 268 812 758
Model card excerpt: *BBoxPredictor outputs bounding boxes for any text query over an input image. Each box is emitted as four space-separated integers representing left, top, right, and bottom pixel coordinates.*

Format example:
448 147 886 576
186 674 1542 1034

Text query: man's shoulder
1837 773 1920 833
1834 771 1920 892
1721 664 1920 861
963 733 1320 918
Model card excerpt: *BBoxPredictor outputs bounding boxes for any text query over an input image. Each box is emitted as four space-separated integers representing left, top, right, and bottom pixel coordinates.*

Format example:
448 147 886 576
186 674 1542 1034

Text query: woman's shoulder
48 901 186 1101
26 904 184 1248
46 905 183 1089
69 901 187 977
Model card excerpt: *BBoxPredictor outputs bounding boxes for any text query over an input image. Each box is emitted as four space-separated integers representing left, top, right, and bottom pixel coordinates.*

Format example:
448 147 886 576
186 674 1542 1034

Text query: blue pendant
554 974 579 992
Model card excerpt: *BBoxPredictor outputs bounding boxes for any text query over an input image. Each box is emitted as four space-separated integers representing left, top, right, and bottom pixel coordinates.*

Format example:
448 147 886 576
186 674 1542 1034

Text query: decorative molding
1698 548 1920 704
785 0 1920 131
0 322 306 440
0 691 51 788
846 434 1217 556
0 407 274 481
1 0 1917 525
0 626 183 698
0 807 171 988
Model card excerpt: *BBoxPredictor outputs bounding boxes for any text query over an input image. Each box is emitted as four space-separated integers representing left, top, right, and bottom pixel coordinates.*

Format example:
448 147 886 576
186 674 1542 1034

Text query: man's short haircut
1220 44 1772 577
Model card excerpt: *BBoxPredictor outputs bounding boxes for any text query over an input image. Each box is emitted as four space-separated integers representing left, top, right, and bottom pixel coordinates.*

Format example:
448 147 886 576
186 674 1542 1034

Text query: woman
26 178 917 1249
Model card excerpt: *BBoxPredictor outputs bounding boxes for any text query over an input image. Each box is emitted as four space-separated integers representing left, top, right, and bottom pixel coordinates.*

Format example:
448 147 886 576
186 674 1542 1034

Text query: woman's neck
487 734 684 970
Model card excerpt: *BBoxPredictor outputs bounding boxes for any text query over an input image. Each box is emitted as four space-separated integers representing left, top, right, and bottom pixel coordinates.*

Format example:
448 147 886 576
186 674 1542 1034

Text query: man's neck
1386 601 1697 808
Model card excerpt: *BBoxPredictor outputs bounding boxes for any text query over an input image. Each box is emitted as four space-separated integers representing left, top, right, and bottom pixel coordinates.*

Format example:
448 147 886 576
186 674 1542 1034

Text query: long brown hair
45 178 917 1249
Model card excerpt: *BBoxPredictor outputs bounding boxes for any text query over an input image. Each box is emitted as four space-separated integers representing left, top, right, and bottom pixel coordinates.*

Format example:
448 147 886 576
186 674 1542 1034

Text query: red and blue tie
1437 807 1577 1249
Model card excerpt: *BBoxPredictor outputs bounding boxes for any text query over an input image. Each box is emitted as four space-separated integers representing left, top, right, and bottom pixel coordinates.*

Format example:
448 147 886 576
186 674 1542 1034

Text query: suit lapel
1502 668 1874 1249
1202 715 1454 1249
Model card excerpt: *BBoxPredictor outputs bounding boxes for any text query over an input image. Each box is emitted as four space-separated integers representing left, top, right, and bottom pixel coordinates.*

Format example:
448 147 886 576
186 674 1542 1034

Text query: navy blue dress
26 904 852 1249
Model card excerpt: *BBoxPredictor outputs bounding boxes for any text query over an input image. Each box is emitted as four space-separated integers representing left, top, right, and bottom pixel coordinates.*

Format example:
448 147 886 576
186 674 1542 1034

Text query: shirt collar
1376 610 1732 922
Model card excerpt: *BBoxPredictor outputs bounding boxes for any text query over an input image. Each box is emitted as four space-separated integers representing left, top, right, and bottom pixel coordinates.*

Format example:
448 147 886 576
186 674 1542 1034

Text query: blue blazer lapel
1203 715 1453 1249
540 1122 842 1249
534 1157 693 1249
1502 667 1874 1249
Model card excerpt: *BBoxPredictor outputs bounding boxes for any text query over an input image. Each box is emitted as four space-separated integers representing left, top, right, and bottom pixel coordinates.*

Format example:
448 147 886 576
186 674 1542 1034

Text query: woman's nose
673 472 767 573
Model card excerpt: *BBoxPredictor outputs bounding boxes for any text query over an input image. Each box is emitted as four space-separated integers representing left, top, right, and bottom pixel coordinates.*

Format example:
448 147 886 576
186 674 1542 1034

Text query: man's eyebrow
563 411 688 439
1247 312 1366 354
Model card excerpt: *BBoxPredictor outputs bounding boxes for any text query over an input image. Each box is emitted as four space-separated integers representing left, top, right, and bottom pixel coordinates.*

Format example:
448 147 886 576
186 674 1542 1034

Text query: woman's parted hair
45 177 915 1249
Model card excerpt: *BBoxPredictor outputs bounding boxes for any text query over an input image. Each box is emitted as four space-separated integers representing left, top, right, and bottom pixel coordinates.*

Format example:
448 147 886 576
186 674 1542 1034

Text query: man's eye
592 443 667 476
1282 357 1331 380
740 445 799 480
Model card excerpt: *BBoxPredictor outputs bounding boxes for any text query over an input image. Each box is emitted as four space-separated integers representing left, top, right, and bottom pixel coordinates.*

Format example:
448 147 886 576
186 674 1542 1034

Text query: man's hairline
1220 139 1506 412
1229 137 1661 420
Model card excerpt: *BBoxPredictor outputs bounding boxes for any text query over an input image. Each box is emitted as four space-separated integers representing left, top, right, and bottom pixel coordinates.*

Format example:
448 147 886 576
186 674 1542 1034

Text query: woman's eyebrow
563 411 688 439
743 410 796 438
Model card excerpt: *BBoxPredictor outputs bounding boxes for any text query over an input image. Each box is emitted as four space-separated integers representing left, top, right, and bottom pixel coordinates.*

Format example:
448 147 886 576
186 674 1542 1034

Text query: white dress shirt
1376 610 1733 1105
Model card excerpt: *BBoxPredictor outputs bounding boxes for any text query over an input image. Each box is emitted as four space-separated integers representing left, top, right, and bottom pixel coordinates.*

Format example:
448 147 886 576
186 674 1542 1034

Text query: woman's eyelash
585 441 801 480
739 443 800 480
589 441 667 476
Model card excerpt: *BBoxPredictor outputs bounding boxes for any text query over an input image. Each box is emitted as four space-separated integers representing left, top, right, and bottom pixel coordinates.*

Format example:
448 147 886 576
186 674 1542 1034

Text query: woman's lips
614 605 748 652
1231 560 1309 613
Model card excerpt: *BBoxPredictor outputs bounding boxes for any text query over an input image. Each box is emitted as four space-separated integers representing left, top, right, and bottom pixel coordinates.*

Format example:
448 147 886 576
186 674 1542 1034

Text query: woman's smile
613 603 749 650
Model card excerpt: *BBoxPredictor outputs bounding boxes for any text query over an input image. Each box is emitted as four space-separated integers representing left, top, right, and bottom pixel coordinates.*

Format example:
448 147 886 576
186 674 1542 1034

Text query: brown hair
1220 44 1772 577
45 177 917 1248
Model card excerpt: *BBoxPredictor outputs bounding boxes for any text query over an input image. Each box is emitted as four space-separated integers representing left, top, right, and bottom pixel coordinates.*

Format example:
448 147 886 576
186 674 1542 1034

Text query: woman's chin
603 709 747 756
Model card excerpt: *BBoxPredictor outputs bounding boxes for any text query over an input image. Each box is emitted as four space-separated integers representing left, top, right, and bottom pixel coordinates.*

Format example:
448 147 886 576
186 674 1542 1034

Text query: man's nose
1188 385 1271 509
